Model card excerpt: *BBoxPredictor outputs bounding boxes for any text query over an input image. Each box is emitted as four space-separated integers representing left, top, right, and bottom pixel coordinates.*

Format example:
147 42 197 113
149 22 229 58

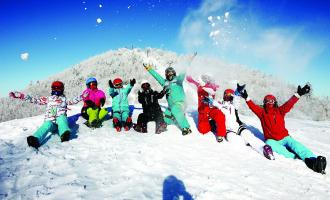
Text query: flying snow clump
20 52 29 61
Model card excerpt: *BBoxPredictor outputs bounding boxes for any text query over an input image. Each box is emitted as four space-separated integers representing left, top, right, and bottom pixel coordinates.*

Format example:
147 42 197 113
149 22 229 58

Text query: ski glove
297 84 310 96
108 80 114 88
85 100 96 108
100 98 105 107
9 91 25 99
143 63 153 71
202 96 214 105
235 83 246 96
240 90 248 99
130 79 136 86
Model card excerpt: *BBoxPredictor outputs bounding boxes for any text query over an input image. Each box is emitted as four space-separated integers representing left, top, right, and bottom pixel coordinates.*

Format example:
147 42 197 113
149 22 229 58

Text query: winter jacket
212 98 243 132
138 89 165 117
82 88 106 108
186 76 219 114
19 93 82 122
147 69 186 107
246 94 300 140
109 84 133 112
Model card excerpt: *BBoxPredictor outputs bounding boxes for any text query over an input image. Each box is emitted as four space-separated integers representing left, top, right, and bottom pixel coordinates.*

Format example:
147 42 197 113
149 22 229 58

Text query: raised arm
144 64 165 86
186 75 200 87
279 84 310 115
108 80 118 98
9 91 48 105
239 89 263 118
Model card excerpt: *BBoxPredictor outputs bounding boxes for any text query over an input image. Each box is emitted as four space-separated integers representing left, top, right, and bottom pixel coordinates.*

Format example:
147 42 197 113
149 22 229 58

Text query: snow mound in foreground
0 105 330 199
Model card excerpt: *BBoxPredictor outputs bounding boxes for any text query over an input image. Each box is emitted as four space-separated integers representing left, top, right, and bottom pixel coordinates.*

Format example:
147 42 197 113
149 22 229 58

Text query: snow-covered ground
0 104 329 200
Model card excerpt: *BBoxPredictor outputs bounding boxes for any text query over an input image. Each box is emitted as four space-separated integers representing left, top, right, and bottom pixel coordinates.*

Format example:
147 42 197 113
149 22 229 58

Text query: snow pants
33 114 70 143
113 109 131 127
226 128 266 155
81 107 108 124
137 111 165 130
266 136 315 160
86 107 108 124
198 108 226 137
163 102 190 129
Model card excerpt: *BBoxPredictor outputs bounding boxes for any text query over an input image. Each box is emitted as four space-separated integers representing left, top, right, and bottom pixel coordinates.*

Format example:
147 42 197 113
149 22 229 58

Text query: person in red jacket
239 84 326 174
186 75 226 142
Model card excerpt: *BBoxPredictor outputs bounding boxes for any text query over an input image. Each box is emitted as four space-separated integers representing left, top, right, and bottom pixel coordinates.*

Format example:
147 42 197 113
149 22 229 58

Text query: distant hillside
1 48 329 122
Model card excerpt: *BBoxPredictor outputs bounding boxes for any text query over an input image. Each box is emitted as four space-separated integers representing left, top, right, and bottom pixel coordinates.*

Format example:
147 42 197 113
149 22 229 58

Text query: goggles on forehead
264 99 276 104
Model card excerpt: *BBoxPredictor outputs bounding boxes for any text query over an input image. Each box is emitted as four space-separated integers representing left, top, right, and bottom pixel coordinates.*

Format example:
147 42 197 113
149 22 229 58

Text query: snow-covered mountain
0 104 329 199
1 48 330 123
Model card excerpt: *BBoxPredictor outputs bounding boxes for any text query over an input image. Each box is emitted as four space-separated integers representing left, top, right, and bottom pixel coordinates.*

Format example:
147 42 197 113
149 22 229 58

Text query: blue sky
1 0 329 97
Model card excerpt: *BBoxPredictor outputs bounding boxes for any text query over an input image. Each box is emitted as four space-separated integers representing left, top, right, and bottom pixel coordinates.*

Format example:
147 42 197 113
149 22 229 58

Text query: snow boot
305 156 327 174
60 131 71 142
133 124 147 133
263 145 275 160
216 136 224 143
124 117 132 131
27 136 40 149
91 119 102 128
182 128 192 136
113 118 121 132
155 122 167 134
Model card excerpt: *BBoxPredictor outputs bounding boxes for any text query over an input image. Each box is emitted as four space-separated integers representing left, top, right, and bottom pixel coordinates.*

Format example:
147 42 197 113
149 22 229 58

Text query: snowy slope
0 104 330 200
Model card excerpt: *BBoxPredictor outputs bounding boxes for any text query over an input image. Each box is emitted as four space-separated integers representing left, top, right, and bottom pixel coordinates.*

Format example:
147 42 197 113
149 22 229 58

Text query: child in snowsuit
240 84 327 173
186 75 226 143
206 85 275 159
108 77 135 132
133 81 167 134
144 64 191 135
9 81 82 149
81 77 108 128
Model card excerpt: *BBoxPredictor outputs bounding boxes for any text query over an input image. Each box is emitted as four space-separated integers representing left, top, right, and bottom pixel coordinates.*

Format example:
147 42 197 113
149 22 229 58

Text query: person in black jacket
133 82 167 134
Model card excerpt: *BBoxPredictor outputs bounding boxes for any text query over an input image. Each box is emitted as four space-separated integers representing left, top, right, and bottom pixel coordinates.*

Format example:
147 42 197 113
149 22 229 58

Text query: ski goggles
114 82 123 88
224 93 233 97
51 86 64 91
264 99 276 104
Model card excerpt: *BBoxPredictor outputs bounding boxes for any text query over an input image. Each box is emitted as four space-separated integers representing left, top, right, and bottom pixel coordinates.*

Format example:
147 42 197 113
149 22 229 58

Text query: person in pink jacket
186 75 226 142
81 77 108 128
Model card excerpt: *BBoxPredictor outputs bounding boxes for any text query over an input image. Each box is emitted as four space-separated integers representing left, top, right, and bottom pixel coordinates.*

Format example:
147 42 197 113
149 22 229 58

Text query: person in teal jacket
144 64 191 135
109 77 136 132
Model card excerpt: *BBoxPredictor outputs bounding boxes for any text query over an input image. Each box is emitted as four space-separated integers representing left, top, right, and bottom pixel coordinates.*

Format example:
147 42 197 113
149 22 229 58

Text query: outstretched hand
143 63 153 71
9 91 24 99
297 84 310 96
202 96 214 105
130 79 136 86
235 83 246 95
240 89 248 99
108 80 114 88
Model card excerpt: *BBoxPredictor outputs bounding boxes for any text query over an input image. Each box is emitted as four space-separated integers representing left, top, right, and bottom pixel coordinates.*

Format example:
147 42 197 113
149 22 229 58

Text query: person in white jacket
205 85 275 160
9 81 83 149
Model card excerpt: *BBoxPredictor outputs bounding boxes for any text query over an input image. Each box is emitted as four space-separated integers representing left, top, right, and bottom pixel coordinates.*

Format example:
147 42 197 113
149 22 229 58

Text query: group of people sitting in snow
9 63 327 174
